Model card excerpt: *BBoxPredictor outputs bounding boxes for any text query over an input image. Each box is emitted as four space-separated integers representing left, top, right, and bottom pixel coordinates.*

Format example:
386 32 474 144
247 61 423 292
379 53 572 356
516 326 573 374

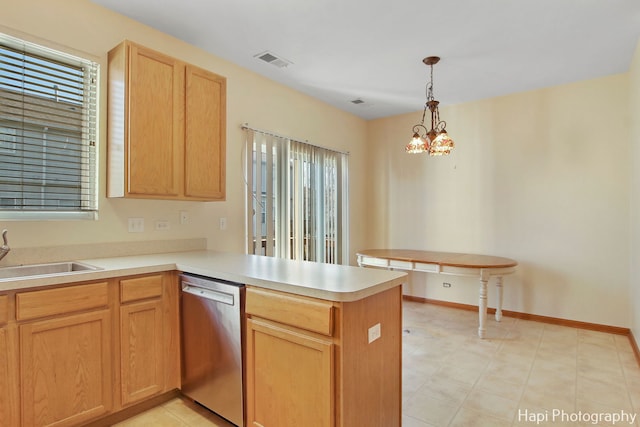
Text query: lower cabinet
246 318 334 427
6 271 180 427
0 327 13 424
20 310 112 427
15 282 112 427
120 294 164 405
245 285 402 427
0 293 19 426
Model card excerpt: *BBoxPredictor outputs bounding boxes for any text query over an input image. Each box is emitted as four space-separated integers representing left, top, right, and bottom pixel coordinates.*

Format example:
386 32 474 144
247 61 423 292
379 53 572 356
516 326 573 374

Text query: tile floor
115 301 640 427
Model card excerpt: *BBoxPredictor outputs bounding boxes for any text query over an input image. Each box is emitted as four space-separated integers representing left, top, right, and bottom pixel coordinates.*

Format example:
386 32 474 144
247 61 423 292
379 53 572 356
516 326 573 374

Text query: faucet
0 230 9 262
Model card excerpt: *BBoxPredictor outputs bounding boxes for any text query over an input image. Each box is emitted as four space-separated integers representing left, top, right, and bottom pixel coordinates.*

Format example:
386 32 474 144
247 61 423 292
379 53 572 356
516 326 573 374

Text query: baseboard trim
403 295 630 335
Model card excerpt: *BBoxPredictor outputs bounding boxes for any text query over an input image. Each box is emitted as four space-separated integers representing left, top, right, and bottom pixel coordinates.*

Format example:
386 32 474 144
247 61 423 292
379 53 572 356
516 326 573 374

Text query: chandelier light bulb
429 131 455 156
406 133 428 153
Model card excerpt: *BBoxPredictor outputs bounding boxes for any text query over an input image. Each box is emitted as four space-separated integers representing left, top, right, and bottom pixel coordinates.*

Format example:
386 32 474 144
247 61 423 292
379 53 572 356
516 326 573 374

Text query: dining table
356 249 518 338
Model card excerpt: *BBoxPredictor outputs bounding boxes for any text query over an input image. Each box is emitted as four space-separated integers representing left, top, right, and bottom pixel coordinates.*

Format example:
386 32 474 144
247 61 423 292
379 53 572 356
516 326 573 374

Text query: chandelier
406 56 455 156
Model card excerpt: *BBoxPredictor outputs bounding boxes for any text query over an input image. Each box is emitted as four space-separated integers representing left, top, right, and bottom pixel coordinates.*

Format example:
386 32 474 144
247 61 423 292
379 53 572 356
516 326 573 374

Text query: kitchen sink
0 261 102 280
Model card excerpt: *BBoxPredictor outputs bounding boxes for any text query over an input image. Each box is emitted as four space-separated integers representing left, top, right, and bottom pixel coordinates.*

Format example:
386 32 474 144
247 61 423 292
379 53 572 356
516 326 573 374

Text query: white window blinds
245 127 349 264
0 34 98 220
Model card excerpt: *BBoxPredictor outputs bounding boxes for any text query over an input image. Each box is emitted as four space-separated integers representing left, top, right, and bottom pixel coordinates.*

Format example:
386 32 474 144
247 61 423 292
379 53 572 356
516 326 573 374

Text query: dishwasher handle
182 284 235 306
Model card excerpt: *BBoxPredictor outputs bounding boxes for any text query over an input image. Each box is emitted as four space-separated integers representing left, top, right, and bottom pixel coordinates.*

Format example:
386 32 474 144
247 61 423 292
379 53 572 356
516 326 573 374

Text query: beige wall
630 40 640 346
0 0 368 264
368 74 631 327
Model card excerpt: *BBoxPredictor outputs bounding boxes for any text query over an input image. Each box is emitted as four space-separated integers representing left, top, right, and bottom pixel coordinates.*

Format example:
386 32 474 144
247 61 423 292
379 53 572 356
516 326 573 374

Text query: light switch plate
368 323 381 344
128 218 144 233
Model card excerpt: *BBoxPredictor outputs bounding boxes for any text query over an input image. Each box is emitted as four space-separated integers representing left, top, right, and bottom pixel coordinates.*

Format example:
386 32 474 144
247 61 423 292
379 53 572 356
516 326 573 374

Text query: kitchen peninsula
0 251 406 427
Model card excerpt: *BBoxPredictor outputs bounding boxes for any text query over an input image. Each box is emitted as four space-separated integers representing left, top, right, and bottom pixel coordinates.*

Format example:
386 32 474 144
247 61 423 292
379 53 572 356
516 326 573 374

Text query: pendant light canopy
406 56 455 156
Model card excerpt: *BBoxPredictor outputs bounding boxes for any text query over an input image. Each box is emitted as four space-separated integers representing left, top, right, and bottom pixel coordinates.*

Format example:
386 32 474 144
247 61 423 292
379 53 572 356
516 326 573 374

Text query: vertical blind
0 34 98 219
245 127 349 265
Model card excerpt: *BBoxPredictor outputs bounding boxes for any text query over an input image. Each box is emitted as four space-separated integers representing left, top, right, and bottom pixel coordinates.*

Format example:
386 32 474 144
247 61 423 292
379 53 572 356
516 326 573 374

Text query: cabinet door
127 44 183 197
246 318 334 427
0 296 15 426
120 299 164 406
0 326 19 426
20 310 112 427
184 65 226 200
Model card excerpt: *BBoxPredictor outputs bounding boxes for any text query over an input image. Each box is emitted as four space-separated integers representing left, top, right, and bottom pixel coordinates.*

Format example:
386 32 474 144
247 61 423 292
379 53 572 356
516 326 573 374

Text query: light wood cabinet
0 326 18 426
16 281 109 321
17 283 112 427
119 274 165 406
8 272 181 427
0 295 19 427
118 273 180 408
20 309 112 427
120 299 164 406
184 65 226 199
0 294 8 323
107 40 226 201
247 318 334 426
245 285 402 427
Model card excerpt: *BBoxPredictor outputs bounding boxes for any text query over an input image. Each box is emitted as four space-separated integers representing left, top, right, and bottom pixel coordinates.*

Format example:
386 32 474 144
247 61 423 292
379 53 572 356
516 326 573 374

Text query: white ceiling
92 0 640 120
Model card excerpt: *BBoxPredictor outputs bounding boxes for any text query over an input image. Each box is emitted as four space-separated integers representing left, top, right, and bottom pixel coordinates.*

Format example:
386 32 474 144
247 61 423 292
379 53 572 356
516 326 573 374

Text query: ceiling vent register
255 51 292 68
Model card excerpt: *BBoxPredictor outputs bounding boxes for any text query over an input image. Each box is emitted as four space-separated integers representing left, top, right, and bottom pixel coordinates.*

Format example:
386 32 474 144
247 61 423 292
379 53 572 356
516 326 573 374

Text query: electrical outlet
219 217 227 230
443 282 452 288
155 220 170 231
179 210 189 224
127 218 144 233
368 323 381 344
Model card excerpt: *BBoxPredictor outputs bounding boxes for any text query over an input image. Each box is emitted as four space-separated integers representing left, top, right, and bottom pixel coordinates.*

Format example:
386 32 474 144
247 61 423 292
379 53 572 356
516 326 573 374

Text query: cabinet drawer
120 275 163 303
16 282 109 321
246 287 334 336
0 295 8 325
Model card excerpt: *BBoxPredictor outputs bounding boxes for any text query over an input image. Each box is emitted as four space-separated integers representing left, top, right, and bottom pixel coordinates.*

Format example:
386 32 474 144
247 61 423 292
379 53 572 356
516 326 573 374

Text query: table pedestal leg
478 270 489 339
495 276 503 322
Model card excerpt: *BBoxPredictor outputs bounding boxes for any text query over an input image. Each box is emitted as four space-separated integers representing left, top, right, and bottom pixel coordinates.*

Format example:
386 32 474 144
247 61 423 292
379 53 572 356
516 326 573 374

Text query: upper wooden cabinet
107 41 226 200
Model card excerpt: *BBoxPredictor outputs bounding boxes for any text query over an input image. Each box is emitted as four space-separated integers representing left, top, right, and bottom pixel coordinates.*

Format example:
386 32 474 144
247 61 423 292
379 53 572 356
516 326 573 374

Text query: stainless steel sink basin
0 261 102 280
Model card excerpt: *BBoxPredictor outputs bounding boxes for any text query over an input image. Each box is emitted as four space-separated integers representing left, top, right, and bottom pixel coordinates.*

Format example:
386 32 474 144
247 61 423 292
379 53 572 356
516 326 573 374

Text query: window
0 34 98 220
245 128 349 264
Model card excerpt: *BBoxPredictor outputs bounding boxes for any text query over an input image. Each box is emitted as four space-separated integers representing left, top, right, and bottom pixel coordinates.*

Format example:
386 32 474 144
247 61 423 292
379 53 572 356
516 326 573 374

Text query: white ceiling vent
254 51 292 68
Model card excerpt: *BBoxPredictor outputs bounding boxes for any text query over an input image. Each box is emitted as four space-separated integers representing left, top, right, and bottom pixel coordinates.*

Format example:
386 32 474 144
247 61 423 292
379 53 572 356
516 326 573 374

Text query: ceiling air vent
351 99 365 105
254 51 292 68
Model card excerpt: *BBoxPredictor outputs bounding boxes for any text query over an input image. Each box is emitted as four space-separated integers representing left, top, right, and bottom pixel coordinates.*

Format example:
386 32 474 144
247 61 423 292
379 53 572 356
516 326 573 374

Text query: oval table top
356 249 518 269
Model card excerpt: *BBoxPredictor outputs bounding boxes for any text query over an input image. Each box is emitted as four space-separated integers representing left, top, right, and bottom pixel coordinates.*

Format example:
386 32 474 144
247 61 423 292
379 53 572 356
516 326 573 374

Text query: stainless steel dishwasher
180 273 245 427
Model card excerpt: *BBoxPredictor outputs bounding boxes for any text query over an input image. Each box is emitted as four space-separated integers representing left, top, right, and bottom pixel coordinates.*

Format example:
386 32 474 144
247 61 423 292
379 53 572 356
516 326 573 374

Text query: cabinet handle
182 285 234 306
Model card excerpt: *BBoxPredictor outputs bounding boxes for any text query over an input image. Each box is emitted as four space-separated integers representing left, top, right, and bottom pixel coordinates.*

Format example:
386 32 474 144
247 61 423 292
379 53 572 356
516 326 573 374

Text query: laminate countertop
0 250 407 302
